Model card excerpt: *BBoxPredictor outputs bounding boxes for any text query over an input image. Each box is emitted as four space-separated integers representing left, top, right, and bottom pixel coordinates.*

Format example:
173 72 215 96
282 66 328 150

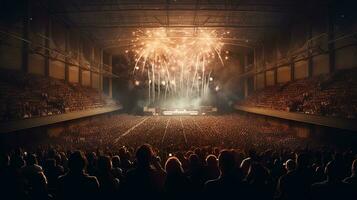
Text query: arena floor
2 113 356 153
45 113 310 153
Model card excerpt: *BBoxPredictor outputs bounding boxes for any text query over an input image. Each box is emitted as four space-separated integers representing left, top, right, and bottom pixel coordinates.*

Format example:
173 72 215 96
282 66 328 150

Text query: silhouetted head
218 150 235 176
165 156 183 175
296 153 310 169
240 157 252 175
247 163 269 182
112 155 121 168
68 151 87 173
98 156 112 173
352 159 357 175
27 154 38 166
206 154 218 168
284 159 296 172
325 160 340 181
188 154 200 169
136 144 154 167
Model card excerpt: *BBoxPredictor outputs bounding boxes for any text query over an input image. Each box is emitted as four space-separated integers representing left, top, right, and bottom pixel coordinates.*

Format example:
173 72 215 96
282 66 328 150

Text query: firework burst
130 28 227 107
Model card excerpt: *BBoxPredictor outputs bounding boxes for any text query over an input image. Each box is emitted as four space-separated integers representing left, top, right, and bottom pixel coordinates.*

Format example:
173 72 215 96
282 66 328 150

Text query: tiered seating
0 69 118 122
238 68 357 119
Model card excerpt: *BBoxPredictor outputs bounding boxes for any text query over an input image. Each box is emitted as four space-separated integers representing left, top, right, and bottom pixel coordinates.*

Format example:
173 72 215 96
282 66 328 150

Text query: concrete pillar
64 27 69 82
78 39 83 85
90 46 94 88
100 49 104 91
244 54 249 97
22 0 30 73
328 2 335 73
44 15 51 77
307 20 313 77
108 54 113 98
291 60 295 81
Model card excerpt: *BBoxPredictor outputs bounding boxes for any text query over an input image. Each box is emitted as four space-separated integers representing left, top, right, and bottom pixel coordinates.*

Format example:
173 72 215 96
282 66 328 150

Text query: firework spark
130 28 226 107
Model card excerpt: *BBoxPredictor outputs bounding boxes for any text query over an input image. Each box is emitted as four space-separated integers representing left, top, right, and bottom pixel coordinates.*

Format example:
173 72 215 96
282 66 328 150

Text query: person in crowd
123 144 166 199
43 159 64 192
185 153 206 194
274 153 314 200
343 158 357 185
26 171 50 200
204 150 248 199
205 154 220 180
56 151 99 200
96 155 120 198
343 158 357 197
164 156 192 199
276 159 296 199
22 154 43 177
111 155 123 180
310 160 352 200
246 162 274 200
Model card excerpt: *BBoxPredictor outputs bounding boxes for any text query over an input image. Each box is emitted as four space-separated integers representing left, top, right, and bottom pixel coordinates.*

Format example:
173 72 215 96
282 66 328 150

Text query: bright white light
161 81 166 85
209 77 213 81
215 85 220 91
135 80 140 86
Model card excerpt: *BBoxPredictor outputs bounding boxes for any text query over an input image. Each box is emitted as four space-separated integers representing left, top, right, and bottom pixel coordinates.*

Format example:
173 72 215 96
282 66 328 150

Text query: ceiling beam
51 8 291 15
77 24 280 29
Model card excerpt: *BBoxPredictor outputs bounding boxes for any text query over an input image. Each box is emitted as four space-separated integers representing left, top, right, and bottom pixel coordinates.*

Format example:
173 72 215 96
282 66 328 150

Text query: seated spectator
43 159 64 192
343 158 357 185
185 153 206 193
56 151 99 200
343 159 357 197
246 163 274 200
96 156 120 198
27 172 50 200
204 150 248 199
164 156 192 199
205 154 220 180
22 154 43 178
274 153 313 200
311 160 352 200
111 155 123 180
123 144 166 199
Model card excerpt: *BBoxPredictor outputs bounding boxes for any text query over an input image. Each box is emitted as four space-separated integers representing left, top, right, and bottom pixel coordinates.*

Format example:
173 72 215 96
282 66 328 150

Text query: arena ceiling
47 0 322 54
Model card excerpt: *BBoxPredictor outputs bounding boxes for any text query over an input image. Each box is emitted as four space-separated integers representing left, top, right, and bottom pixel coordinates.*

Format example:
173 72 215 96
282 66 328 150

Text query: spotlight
215 86 220 91
209 77 213 81
134 80 140 86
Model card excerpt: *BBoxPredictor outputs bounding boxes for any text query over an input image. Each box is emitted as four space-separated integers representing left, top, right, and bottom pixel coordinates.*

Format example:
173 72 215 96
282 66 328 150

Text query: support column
22 0 30 73
328 2 335 73
78 38 82 85
44 15 51 77
108 54 113 98
244 54 249 97
90 46 94 88
307 19 313 77
64 27 69 82
291 60 295 81
100 49 104 91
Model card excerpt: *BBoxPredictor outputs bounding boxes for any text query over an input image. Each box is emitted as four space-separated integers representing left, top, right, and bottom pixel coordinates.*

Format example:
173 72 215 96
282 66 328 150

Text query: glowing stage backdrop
129 28 229 108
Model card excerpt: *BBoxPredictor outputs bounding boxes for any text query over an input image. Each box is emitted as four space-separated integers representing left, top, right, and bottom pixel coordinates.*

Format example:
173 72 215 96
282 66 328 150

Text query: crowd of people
238 68 357 119
0 69 116 122
0 114 356 200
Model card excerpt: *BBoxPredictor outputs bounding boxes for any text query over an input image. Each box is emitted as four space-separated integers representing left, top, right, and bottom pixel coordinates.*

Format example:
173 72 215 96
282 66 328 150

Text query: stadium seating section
0 69 117 122
238 68 357 119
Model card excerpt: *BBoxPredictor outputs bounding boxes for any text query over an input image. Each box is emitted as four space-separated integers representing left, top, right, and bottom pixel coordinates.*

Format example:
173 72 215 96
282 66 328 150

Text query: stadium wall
0 0 112 93
245 3 357 92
